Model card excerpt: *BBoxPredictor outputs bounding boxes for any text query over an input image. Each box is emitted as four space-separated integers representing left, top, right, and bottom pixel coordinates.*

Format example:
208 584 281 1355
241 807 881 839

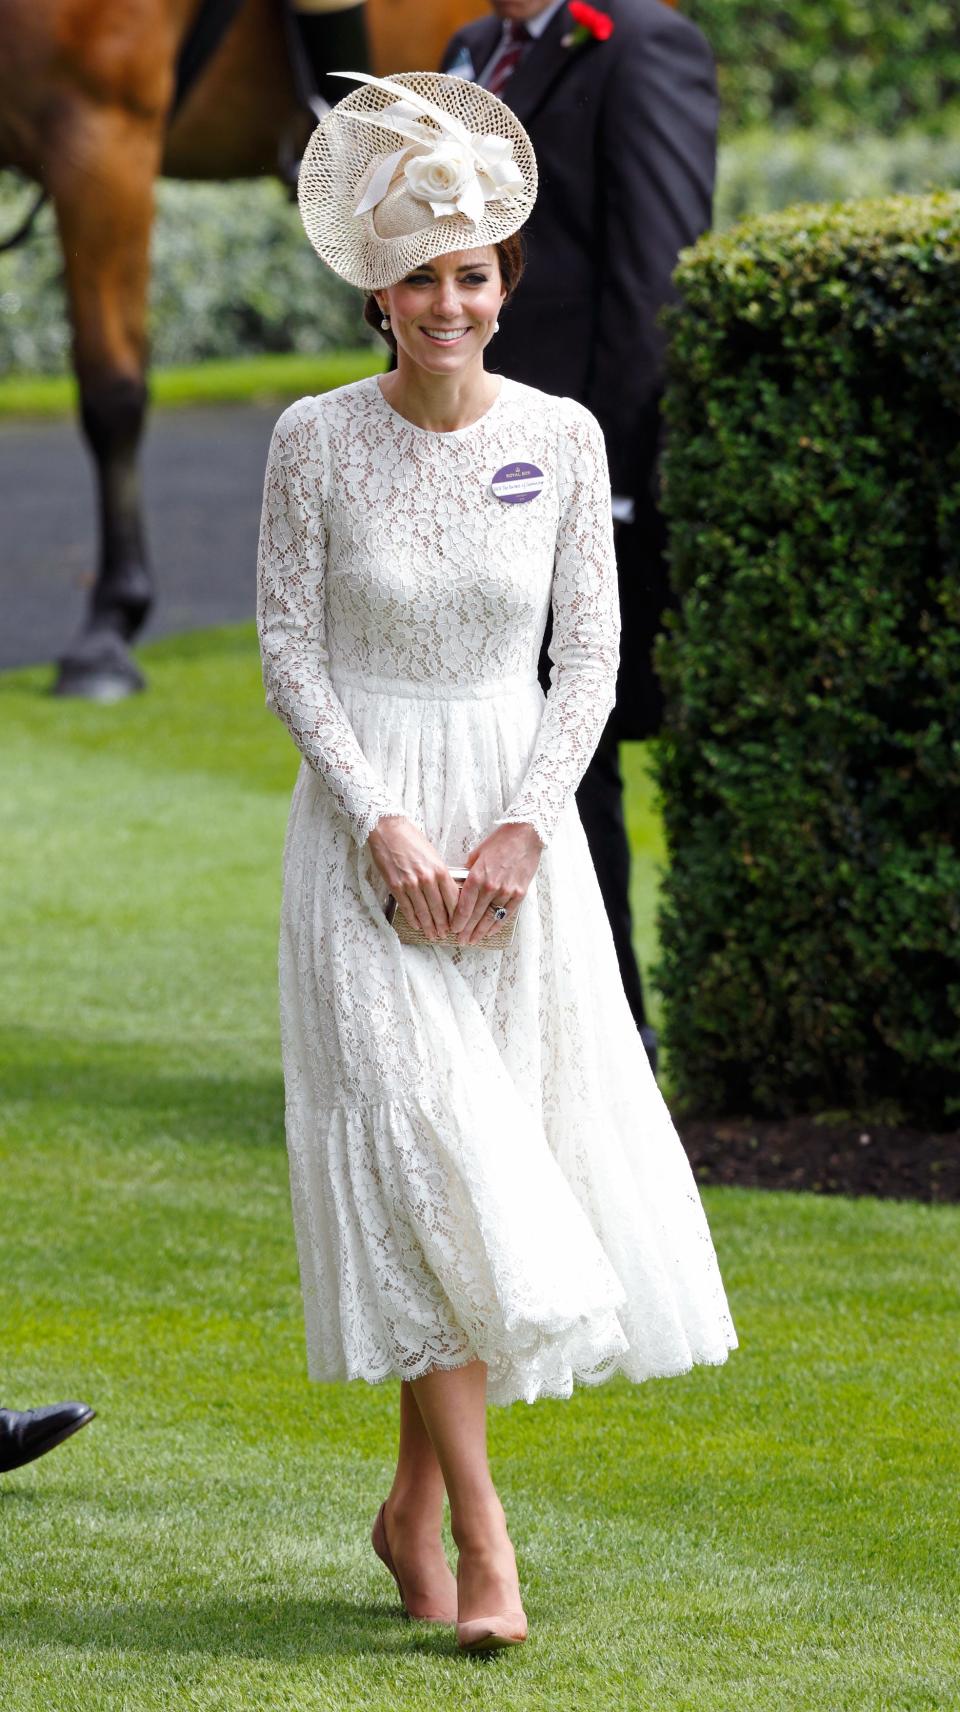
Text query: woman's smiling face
376 247 507 373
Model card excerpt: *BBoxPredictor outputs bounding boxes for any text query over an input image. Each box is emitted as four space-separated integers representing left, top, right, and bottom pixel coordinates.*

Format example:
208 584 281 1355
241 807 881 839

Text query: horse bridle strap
0 187 47 255
172 0 248 118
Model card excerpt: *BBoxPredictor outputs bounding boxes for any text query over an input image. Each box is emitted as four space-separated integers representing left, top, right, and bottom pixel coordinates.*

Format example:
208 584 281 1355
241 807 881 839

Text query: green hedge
655 192 960 1127
686 0 960 133
714 121 960 230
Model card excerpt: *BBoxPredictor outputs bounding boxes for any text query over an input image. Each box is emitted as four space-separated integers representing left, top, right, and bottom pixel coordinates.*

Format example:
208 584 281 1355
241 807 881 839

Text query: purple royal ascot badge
491 462 545 504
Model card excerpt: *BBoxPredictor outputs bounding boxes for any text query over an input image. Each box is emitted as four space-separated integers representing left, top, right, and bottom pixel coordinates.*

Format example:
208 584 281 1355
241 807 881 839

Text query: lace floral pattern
257 376 737 1406
257 375 619 847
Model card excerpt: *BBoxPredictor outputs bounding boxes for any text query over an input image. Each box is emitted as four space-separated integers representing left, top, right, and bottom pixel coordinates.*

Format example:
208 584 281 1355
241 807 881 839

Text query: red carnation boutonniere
562 2 615 49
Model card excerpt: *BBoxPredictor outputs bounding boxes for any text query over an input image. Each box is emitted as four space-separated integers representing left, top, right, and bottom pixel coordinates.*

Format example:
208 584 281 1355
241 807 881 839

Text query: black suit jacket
441 0 717 502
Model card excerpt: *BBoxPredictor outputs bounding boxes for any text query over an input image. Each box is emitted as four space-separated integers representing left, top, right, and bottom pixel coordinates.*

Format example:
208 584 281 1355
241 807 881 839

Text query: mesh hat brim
297 71 538 291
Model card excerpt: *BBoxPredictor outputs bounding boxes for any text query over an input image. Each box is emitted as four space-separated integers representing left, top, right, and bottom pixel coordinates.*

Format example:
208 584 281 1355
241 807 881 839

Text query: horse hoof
53 631 146 702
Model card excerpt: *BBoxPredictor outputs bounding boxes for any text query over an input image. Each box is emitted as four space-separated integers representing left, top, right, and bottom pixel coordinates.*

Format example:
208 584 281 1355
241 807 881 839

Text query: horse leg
47 105 162 699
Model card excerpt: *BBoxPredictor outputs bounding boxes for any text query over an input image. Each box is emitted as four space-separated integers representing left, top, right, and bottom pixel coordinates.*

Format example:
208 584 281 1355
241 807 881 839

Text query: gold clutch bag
385 867 521 950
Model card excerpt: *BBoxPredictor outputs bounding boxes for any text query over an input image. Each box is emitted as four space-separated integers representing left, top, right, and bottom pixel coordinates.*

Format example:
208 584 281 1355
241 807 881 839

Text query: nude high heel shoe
455 1559 528 1653
371 1502 457 1624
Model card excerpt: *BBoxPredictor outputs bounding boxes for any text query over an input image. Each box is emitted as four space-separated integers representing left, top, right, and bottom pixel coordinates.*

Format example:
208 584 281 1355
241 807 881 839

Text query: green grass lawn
1 628 957 1711
0 350 386 418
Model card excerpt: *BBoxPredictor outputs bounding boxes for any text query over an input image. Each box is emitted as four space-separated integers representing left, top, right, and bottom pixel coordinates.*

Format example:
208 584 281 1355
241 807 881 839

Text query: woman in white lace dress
256 72 737 1652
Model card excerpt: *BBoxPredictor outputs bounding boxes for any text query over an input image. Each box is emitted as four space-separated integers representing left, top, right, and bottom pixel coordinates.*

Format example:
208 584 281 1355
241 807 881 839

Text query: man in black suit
441 0 718 1070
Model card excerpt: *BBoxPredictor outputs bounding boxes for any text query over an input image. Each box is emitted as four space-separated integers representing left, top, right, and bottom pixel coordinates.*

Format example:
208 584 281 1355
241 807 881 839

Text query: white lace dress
256 373 737 1407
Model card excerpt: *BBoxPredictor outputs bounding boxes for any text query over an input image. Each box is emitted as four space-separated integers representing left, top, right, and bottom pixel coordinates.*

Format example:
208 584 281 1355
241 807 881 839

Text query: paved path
0 405 280 671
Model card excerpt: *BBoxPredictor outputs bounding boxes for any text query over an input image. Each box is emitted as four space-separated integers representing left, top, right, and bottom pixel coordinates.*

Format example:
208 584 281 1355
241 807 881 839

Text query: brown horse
0 0 487 697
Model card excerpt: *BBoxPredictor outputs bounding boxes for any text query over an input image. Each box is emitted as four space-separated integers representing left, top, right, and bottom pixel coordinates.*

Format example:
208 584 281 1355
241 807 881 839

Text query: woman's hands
452 822 543 946
368 816 461 942
368 817 543 947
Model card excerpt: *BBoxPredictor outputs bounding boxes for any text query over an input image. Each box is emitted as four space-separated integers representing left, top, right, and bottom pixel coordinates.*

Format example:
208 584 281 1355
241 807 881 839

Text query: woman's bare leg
381 1381 457 1616
411 1360 524 1625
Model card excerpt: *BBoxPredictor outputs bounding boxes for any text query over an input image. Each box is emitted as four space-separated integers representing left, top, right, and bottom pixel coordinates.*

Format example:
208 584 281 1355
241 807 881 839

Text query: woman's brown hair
362 231 526 353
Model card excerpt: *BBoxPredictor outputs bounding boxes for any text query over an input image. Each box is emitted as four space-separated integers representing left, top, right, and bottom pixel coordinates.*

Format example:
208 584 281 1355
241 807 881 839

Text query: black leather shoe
639 1025 659 1080
0 1402 95 1472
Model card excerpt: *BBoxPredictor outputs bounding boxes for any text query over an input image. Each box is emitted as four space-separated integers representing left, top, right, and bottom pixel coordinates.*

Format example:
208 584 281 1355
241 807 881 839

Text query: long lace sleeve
494 399 620 847
256 400 406 846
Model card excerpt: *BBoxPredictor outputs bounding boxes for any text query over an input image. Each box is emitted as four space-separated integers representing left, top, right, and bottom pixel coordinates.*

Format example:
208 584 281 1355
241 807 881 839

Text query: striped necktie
485 21 532 97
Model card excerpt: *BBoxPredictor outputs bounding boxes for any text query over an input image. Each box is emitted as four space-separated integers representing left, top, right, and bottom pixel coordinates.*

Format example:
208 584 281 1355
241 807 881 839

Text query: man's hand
450 822 544 946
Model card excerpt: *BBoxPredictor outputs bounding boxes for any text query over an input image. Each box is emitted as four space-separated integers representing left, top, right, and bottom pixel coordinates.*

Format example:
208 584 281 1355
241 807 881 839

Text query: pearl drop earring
493 320 500 333
380 314 391 330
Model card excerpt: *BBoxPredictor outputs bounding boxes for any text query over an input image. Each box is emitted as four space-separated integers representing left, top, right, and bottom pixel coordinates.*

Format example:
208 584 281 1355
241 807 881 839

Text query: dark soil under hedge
678 1118 960 1203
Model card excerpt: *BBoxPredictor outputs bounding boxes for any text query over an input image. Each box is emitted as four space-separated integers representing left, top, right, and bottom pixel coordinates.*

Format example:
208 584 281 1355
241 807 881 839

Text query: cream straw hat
297 70 538 291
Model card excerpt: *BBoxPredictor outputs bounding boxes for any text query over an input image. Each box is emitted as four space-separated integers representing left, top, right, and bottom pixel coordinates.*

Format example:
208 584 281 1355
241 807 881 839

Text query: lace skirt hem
285 1083 738 1410
301 1332 737 1410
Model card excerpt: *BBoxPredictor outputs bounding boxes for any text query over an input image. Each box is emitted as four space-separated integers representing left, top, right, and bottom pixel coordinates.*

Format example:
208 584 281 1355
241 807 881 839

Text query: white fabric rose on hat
348 89 526 228
404 140 477 219
404 135 525 222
